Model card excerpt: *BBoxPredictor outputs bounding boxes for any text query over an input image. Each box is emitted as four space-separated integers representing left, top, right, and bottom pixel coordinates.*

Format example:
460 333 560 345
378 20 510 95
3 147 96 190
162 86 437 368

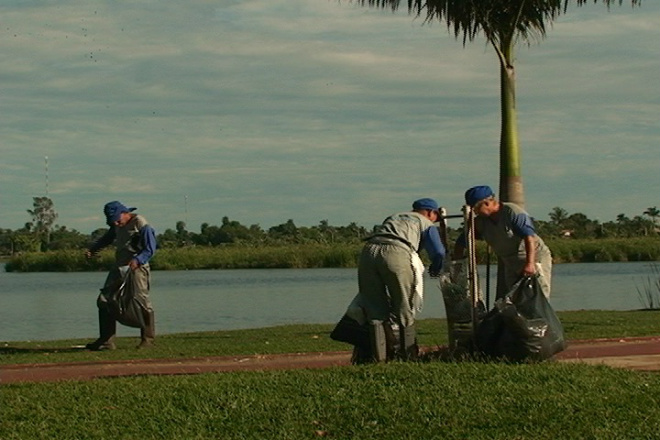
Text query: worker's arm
422 226 445 277
510 211 538 277
131 225 157 269
85 228 116 258
522 235 537 276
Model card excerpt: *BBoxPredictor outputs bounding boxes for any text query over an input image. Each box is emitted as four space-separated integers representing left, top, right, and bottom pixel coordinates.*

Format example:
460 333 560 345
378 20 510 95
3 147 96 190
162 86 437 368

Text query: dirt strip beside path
2 337 659 384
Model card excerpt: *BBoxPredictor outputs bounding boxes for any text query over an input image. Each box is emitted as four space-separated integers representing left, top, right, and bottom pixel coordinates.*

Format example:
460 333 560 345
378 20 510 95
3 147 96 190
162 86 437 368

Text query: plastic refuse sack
105 266 145 329
330 294 402 363
330 294 370 350
330 315 370 350
476 275 566 361
438 259 485 354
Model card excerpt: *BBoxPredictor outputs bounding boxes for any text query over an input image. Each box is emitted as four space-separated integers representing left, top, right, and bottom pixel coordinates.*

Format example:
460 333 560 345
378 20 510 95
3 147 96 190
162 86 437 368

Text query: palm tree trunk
497 44 525 208
496 42 525 299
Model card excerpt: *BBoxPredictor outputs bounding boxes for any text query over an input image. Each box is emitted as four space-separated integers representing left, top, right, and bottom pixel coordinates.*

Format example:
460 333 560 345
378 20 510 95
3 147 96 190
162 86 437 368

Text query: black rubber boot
350 345 373 365
86 308 117 351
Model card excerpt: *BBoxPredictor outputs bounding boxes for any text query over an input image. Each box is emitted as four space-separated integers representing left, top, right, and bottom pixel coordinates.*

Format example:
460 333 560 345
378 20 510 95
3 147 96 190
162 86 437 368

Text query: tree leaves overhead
349 0 642 212
354 1 642 46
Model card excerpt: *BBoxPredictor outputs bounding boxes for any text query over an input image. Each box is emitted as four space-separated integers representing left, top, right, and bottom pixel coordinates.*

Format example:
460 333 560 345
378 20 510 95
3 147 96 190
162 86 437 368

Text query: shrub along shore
4 237 659 272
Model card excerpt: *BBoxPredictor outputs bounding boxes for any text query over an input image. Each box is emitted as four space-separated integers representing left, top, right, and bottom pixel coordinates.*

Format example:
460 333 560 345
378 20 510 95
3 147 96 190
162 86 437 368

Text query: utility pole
44 156 49 196
184 194 188 226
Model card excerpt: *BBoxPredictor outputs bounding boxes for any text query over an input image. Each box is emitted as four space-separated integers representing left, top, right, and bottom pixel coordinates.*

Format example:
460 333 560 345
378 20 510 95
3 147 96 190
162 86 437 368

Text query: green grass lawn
4 362 660 440
2 310 660 439
2 310 658 366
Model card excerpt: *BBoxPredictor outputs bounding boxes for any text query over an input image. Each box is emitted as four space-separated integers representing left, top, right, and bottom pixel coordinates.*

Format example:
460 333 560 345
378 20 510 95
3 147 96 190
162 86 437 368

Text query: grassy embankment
3 239 660 438
2 310 659 366
2 310 660 439
4 237 660 272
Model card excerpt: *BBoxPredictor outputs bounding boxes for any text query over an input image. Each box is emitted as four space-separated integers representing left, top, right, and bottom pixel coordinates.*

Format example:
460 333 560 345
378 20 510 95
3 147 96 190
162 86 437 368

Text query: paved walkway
2 337 659 384
555 336 660 370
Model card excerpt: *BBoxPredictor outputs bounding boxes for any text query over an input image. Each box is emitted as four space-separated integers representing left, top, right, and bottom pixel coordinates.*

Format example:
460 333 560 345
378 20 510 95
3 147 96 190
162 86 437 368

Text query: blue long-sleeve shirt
134 225 157 265
90 216 157 265
421 225 445 275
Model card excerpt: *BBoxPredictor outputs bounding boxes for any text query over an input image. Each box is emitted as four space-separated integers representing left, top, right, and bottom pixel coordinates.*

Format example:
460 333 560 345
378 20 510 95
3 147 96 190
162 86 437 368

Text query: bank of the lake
4 237 660 272
2 309 660 367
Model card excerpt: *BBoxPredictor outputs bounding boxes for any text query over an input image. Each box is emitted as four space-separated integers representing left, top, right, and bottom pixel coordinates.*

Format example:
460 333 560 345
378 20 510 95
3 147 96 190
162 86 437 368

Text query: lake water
1 262 657 342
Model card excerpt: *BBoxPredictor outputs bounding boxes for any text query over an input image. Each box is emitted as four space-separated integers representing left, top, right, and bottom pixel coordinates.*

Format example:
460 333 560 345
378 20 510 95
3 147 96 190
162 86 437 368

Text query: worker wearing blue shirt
453 185 552 299
85 201 157 350
356 197 445 362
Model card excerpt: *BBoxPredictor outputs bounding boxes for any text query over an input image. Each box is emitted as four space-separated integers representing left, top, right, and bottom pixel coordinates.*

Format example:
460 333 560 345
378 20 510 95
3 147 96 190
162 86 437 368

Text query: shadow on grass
420 346 556 366
0 346 88 355
419 346 471 363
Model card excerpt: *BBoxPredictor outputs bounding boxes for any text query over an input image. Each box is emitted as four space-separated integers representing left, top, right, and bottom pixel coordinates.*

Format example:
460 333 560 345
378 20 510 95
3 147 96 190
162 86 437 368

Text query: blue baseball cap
103 201 136 225
464 186 495 207
412 198 439 212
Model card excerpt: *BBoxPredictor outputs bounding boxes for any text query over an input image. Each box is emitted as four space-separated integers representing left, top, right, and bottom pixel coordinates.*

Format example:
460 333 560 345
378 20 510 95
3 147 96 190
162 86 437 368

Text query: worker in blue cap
84 201 158 350
342 198 445 363
453 186 552 299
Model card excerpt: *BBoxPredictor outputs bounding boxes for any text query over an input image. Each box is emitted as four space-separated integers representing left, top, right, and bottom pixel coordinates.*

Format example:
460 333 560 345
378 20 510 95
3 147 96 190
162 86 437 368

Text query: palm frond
351 0 641 47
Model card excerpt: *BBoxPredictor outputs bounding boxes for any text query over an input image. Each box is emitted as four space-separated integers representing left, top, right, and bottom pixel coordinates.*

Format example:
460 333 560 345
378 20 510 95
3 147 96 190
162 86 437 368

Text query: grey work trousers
357 242 416 328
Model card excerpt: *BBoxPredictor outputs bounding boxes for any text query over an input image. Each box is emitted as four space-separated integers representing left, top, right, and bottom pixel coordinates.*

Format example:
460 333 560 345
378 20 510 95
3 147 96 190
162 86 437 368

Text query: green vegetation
636 262 660 310
3 362 660 440
2 310 659 366
4 244 364 272
2 196 658 257
544 237 660 263
5 238 660 272
2 310 660 439
3 196 658 272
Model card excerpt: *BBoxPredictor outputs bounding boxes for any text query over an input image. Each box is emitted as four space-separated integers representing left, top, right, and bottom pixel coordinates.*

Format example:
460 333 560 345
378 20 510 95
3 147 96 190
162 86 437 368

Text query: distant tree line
0 197 658 256
535 206 660 240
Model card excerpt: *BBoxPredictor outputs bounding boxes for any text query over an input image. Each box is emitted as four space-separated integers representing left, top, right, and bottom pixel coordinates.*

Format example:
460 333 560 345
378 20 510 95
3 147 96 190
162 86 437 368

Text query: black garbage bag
330 295 402 363
106 268 145 329
438 260 486 355
330 314 370 350
476 275 565 362
330 294 370 350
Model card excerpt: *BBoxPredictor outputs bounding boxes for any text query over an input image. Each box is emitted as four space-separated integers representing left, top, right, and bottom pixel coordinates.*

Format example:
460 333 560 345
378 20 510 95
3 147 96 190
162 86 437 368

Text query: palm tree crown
352 0 641 206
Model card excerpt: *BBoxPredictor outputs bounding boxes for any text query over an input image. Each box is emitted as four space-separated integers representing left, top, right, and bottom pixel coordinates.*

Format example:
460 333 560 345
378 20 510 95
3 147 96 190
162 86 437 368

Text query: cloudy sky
1 0 658 234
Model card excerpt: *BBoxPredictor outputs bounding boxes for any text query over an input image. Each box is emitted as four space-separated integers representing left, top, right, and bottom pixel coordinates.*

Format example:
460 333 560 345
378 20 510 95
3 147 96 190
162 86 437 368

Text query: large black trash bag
438 260 486 355
106 268 145 329
330 295 402 363
330 314 370 350
476 276 565 362
330 294 370 350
